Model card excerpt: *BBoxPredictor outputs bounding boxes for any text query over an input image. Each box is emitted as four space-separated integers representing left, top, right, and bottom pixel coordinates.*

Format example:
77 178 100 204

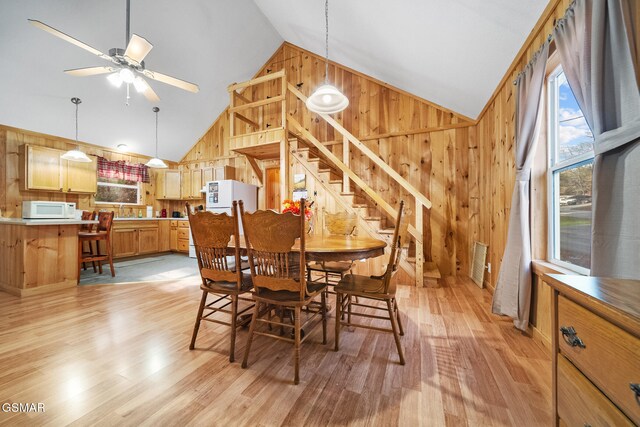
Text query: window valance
97 157 150 183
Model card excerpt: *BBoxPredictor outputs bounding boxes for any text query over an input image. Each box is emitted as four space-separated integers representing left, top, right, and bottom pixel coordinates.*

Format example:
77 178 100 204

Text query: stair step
379 228 395 235
329 179 342 185
364 216 381 221
296 147 310 153
318 168 331 174
340 192 355 196
352 204 368 208
423 262 441 279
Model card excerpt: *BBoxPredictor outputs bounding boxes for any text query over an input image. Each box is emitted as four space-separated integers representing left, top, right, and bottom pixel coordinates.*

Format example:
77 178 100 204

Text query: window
547 66 594 273
95 177 142 205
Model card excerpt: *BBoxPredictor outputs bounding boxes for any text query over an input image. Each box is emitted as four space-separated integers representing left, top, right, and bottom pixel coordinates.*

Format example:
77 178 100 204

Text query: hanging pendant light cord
154 107 160 157
325 0 329 84
75 101 79 143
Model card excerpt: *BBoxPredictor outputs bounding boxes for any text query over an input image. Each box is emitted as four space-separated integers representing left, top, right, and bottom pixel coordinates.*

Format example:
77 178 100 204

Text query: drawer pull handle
631 383 640 405
559 326 586 348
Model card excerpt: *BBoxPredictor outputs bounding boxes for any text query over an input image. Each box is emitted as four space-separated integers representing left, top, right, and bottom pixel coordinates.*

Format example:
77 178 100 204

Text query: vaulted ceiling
0 0 548 161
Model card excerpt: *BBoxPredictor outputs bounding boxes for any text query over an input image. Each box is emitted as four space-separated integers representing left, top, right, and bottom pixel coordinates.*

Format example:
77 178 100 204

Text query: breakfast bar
0 219 96 297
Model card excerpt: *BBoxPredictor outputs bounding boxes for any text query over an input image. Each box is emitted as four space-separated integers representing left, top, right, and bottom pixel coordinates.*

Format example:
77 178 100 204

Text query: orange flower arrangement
282 199 313 220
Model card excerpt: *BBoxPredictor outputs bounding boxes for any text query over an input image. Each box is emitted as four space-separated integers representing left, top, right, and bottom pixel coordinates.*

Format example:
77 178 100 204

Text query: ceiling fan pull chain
126 83 131 106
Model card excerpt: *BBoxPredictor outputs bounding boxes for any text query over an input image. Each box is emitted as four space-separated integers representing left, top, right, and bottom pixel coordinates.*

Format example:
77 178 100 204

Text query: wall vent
470 242 488 288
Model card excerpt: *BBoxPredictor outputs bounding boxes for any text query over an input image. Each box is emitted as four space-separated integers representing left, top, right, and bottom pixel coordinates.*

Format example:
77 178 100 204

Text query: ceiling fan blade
143 69 199 93
28 19 115 63
64 66 114 77
124 34 153 65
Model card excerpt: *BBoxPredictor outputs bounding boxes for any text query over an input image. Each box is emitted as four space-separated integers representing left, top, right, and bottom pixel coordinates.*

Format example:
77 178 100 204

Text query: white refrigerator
189 180 258 258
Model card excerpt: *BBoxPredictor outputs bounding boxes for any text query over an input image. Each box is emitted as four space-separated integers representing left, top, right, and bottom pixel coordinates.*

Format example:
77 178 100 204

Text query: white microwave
22 201 76 219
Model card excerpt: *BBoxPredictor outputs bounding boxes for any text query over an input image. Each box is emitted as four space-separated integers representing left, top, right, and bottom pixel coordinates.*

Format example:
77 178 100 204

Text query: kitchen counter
0 220 89 297
0 218 98 226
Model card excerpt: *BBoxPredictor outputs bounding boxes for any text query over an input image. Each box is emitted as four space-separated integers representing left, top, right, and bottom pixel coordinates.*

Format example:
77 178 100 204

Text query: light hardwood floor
0 276 551 426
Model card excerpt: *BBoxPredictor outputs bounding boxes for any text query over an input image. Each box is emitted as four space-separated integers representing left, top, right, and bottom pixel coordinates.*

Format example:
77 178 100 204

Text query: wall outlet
487 262 492 273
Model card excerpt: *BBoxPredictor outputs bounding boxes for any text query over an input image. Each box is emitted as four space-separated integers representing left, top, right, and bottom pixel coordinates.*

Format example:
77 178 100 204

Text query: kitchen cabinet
202 165 235 183
138 228 159 254
158 221 171 252
66 158 97 193
21 144 97 193
170 220 178 251
155 169 182 200
111 221 166 258
170 220 190 253
180 169 203 199
111 228 139 258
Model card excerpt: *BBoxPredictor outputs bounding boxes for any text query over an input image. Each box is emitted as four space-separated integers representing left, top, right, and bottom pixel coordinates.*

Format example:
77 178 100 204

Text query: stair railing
287 83 432 286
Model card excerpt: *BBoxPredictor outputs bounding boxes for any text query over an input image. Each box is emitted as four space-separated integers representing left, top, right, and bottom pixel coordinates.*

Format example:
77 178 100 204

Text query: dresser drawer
178 221 190 229
177 228 190 240
170 220 178 227
557 355 633 427
558 295 640 423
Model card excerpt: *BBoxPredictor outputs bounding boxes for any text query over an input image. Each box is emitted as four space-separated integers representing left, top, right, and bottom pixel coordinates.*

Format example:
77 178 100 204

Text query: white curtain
492 43 550 331
553 0 640 278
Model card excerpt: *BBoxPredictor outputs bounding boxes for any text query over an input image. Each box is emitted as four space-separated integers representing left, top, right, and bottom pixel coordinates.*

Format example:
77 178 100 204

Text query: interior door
265 167 280 211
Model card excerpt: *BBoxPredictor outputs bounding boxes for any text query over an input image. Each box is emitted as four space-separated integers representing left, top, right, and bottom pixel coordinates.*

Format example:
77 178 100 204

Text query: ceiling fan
28 0 199 103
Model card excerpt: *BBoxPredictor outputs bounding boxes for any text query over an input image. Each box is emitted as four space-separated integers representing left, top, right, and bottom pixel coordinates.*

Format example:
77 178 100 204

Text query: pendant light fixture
145 107 167 168
306 0 349 114
61 97 92 162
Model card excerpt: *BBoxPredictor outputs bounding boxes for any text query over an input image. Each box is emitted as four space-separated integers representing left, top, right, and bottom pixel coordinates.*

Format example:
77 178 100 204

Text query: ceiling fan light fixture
133 76 148 93
119 67 135 84
107 72 123 88
306 84 349 114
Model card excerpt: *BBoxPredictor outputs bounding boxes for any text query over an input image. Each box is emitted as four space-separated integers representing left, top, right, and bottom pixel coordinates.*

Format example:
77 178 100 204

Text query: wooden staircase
227 71 441 286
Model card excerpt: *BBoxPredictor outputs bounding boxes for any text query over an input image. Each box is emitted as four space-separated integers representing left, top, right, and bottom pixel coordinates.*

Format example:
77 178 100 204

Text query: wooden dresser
544 274 640 426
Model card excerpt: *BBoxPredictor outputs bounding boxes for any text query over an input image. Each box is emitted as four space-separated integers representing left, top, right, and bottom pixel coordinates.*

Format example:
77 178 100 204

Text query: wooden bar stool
78 211 115 283
80 210 97 272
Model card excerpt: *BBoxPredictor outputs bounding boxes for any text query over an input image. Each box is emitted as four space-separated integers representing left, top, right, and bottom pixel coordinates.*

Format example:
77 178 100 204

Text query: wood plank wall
470 0 578 291
0 125 178 218
180 42 476 277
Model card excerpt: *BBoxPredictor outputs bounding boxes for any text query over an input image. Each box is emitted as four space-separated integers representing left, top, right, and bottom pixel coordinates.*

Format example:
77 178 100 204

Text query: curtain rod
513 0 577 85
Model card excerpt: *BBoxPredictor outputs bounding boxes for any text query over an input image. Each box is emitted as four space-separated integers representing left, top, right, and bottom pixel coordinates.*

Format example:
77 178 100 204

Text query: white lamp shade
306 84 349 114
107 72 123 88
145 157 168 168
133 76 148 93
61 149 92 163
119 68 135 84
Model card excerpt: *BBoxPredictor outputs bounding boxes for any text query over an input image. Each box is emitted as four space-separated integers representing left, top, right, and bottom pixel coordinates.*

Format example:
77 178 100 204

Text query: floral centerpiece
282 199 313 220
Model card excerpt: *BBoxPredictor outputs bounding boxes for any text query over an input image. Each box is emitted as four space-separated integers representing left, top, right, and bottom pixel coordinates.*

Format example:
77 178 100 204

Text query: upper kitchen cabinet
202 165 235 183
155 169 182 200
66 158 97 193
20 144 97 193
180 169 204 199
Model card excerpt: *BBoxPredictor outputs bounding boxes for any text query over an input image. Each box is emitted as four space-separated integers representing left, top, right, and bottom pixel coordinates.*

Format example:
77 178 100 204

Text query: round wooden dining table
301 235 386 262
230 234 387 262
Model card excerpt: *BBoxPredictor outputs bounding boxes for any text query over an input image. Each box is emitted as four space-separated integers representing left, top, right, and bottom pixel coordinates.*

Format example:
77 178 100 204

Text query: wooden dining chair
307 209 358 286
187 201 254 362
334 200 406 365
78 211 115 283
239 198 328 384
79 210 97 272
